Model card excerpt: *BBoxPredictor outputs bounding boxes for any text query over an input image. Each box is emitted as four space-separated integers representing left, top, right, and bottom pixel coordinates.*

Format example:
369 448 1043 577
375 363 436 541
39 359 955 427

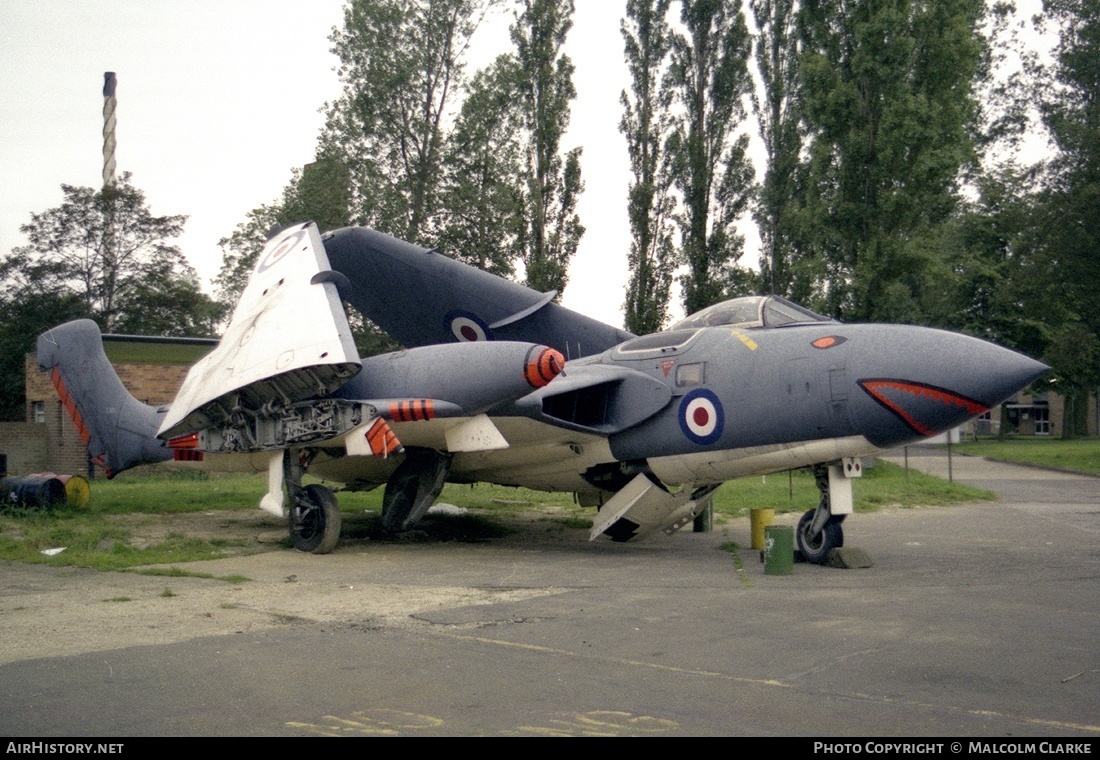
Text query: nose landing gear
796 460 858 564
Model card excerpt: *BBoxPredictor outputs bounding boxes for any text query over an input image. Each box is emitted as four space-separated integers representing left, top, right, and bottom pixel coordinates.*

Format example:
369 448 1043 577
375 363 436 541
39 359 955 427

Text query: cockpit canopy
668 295 833 331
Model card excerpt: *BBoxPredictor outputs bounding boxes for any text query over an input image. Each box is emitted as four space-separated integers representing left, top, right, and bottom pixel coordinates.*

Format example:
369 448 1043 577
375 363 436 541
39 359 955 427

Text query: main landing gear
795 460 859 564
284 450 342 554
288 484 342 554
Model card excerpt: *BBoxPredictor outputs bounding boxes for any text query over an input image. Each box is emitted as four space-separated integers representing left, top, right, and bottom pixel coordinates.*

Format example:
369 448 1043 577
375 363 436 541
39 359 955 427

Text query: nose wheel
796 509 844 564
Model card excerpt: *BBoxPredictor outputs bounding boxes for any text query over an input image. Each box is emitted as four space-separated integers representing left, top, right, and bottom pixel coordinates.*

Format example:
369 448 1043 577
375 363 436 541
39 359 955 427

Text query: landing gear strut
284 450 341 554
796 463 846 564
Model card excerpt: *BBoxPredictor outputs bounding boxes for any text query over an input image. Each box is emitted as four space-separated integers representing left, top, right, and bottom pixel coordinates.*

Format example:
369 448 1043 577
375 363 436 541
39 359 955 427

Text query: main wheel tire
288 484 342 554
796 509 844 564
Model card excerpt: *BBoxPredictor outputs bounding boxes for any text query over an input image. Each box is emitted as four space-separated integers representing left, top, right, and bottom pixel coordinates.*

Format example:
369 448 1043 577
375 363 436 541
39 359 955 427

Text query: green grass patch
952 437 1100 475
0 507 260 570
86 471 266 514
0 461 992 570
709 461 994 520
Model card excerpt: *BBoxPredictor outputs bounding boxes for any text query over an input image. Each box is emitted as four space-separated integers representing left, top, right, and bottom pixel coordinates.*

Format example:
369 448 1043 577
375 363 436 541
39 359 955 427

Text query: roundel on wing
257 229 307 273
444 310 493 342
678 388 724 445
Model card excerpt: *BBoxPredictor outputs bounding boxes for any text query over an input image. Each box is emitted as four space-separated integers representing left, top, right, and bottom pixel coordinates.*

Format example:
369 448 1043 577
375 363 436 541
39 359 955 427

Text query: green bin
764 525 794 575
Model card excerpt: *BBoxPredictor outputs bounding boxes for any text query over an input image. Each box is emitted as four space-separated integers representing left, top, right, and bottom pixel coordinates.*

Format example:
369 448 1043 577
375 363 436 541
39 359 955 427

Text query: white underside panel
647 435 881 485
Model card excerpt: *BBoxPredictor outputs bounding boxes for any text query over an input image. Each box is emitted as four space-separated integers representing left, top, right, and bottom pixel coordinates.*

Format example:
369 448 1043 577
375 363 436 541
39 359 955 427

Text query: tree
436 55 525 277
214 156 352 312
666 0 757 315
620 0 676 334
1031 0 1100 435
320 0 496 245
3 173 216 335
750 0 805 298
0 289 84 420
510 0 585 295
796 0 988 321
0 174 218 419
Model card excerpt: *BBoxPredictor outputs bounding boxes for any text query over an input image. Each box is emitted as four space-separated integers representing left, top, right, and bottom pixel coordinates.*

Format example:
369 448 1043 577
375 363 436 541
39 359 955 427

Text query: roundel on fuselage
679 388 724 445
444 310 493 342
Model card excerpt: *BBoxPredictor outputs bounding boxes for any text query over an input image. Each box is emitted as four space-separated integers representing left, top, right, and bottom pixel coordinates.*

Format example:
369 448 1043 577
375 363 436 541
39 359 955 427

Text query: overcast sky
0 1 645 327
1 1 1054 332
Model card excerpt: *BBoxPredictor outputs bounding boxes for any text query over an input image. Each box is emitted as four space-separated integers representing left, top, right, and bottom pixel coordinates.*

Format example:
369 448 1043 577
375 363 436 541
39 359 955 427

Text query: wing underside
159 223 361 439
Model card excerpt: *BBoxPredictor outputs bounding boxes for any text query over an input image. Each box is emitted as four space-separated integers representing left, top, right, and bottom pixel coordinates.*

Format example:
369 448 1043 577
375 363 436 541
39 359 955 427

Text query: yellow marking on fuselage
730 330 758 350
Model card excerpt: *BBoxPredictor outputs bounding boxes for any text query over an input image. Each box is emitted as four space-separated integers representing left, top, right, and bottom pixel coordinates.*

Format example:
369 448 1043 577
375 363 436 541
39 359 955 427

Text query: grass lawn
951 437 1100 475
0 460 994 570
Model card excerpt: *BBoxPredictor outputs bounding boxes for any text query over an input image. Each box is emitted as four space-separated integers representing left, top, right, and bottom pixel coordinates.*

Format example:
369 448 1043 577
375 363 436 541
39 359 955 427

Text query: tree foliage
510 0 585 296
795 0 988 322
750 0 804 298
214 157 352 311
3 173 218 336
667 0 757 315
1030 0 1100 434
0 174 219 420
321 0 495 245
436 55 526 277
620 0 676 334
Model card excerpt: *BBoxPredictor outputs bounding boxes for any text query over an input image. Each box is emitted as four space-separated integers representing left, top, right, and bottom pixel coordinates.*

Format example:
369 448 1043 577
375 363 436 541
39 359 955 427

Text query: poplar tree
436 55 525 277
750 0 804 298
666 0 757 316
321 0 496 245
621 0 676 334
510 0 585 296
1032 0 1100 435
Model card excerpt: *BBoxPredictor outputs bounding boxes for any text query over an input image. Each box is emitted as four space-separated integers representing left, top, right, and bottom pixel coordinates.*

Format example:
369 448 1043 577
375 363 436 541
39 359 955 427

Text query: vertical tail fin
37 320 171 477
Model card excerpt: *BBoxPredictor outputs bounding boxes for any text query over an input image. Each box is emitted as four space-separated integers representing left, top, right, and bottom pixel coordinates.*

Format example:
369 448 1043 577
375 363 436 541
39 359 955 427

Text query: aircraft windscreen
670 296 830 331
762 298 831 326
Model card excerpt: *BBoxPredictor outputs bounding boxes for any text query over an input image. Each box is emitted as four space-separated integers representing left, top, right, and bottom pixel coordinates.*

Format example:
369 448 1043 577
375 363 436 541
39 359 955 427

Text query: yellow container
750 508 775 550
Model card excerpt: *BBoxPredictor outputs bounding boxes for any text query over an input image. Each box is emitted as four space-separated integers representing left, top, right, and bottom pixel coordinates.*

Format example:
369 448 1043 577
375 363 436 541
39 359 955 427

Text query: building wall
0 422 48 476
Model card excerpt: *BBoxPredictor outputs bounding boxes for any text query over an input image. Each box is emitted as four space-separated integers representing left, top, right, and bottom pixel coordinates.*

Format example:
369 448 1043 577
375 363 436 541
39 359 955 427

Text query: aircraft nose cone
850 326 1048 446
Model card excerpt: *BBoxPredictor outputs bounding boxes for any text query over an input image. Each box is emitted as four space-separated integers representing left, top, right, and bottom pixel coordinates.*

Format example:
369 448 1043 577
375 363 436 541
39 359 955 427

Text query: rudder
37 320 171 477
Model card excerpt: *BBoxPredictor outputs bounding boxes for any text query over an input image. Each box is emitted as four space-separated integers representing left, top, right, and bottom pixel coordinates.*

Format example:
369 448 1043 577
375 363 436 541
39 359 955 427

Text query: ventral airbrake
37 223 1048 560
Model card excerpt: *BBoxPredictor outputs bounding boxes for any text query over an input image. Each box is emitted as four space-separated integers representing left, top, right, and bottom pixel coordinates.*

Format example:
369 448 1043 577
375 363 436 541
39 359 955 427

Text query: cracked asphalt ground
1 448 1097 737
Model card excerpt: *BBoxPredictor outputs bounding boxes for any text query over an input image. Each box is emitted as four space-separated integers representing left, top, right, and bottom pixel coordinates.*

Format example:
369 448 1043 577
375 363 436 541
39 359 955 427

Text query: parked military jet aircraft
37 223 1048 560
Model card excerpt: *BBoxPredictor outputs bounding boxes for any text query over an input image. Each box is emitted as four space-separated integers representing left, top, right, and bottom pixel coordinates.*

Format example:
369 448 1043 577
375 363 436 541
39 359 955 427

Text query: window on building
1035 404 1050 435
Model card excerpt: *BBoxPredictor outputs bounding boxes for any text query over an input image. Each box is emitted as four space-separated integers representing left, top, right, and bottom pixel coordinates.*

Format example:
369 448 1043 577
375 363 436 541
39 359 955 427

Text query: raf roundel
257 229 306 274
445 310 493 343
678 388 724 446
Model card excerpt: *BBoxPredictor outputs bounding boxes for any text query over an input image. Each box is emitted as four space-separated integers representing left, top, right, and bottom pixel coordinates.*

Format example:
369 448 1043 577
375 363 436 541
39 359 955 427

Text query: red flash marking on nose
859 380 989 436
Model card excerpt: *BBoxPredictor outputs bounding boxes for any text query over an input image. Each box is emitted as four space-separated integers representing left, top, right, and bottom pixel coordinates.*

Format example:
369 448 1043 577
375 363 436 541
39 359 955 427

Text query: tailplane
37 320 171 477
